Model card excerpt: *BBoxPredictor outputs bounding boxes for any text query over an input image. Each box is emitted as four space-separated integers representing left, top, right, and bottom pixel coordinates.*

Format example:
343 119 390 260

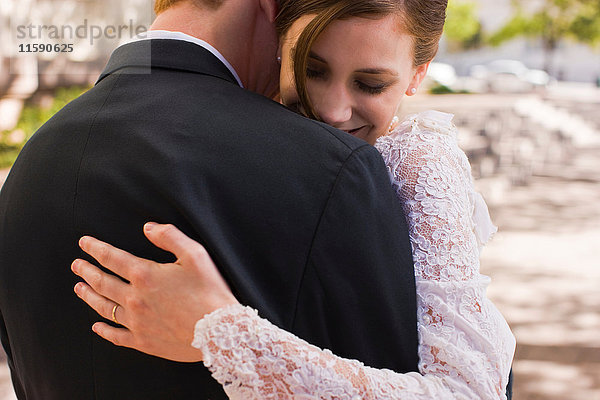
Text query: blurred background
1 0 599 399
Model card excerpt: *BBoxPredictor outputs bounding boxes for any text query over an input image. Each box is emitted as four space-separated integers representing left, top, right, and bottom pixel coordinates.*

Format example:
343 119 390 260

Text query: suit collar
96 39 241 87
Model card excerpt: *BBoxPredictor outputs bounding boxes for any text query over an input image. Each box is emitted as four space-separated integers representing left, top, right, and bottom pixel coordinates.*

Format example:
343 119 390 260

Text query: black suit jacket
0 39 418 399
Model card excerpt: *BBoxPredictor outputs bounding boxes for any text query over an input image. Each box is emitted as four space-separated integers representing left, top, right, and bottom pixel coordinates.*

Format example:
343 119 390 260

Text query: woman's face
279 14 429 145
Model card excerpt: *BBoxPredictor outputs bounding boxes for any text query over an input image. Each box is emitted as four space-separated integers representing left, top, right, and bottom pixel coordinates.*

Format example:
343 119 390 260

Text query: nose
314 83 353 127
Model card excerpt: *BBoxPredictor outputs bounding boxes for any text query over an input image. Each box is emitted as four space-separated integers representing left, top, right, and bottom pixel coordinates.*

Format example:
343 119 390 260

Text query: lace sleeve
374 111 515 399
192 111 515 399
194 304 453 399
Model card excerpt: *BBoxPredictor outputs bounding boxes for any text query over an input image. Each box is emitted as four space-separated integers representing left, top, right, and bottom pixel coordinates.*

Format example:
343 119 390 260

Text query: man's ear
258 0 280 23
406 61 431 96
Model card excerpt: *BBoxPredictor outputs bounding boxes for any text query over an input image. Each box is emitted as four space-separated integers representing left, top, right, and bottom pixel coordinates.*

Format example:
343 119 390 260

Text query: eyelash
356 81 386 95
306 68 325 79
306 68 388 95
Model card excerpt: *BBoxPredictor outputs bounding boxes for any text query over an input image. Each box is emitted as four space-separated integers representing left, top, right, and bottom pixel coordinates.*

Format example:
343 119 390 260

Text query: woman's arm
73 115 514 398
74 194 510 399
73 227 454 399
375 119 515 398
188 121 514 399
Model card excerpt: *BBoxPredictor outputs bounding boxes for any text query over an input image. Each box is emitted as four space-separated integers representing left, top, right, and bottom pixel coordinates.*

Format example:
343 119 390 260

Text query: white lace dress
192 110 516 399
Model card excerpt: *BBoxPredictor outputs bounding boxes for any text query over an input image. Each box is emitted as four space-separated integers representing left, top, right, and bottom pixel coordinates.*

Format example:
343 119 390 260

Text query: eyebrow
355 68 399 76
307 51 399 76
308 51 327 63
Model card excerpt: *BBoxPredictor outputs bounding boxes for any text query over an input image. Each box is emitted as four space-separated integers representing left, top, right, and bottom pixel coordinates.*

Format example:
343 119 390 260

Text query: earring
410 87 417 95
388 116 400 133
277 56 282 64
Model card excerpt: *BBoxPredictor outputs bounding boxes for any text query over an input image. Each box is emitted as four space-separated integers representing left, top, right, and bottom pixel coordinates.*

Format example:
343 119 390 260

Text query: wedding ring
112 304 120 325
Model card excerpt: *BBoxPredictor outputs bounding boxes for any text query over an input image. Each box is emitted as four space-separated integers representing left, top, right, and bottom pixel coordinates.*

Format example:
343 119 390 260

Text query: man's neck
149 2 251 89
149 1 280 99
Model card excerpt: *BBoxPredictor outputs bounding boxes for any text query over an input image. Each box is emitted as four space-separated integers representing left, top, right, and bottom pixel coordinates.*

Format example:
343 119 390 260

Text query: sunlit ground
479 159 600 400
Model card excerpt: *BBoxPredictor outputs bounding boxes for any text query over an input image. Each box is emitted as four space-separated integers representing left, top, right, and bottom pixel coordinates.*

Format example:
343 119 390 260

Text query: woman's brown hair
275 0 448 120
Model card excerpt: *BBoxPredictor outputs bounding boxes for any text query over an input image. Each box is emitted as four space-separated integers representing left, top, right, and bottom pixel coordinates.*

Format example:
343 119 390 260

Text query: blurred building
0 0 152 130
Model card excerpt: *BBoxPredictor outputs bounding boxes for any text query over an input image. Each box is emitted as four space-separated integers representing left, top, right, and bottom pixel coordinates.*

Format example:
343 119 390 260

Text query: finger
92 322 136 349
72 259 129 307
79 236 146 283
74 281 129 328
143 223 209 265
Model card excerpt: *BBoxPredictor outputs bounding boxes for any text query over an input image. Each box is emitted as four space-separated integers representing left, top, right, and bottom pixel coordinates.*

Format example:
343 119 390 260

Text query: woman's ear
406 61 431 96
258 0 280 23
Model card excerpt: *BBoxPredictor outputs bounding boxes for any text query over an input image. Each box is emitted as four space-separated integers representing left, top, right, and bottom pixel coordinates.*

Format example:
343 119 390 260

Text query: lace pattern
193 110 515 399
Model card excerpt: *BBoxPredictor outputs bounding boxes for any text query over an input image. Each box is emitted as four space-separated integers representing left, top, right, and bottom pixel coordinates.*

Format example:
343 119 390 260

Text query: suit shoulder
211 84 369 154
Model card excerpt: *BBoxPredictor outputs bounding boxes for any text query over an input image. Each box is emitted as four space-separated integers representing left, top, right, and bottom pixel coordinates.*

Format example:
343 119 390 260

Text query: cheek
362 93 400 130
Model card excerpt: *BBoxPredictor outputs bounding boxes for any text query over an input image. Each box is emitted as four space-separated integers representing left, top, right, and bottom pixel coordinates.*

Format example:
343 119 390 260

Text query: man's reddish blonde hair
154 0 224 15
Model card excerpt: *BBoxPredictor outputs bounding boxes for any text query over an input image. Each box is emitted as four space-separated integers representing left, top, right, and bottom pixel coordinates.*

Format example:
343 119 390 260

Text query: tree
444 0 484 51
488 0 600 75
570 0 600 46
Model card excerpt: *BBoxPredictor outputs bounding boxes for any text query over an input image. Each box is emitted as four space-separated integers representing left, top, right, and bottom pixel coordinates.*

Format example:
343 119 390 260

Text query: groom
0 0 419 398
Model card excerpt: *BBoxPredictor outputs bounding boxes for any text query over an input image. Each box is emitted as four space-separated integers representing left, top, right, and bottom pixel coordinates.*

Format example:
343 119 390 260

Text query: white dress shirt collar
130 30 243 88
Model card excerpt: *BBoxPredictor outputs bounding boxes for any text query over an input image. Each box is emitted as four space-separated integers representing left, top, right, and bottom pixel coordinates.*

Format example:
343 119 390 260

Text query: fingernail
74 282 82 295
144 222 156 231
79 236 88 248
71 260 79 272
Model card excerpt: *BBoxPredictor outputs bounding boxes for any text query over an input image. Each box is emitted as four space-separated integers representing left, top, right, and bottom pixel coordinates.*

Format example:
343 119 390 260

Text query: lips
343 126 366 135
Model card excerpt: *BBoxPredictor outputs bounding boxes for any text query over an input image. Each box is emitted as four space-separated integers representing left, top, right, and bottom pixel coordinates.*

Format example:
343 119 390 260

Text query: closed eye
356 80 387 95
306 67 326 80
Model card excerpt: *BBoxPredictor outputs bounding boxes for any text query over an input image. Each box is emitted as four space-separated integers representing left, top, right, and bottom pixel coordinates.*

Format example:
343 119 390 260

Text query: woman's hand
71 222 239 362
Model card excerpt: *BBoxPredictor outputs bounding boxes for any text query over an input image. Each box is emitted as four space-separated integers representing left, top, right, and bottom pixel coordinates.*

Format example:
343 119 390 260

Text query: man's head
151 0 281 98
154 0 224 15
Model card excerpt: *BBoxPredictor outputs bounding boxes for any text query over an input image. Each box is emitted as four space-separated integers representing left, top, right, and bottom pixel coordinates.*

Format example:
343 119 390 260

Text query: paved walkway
0 169 17 400
477 146 600 400
0 169 8 189
0 352 15 400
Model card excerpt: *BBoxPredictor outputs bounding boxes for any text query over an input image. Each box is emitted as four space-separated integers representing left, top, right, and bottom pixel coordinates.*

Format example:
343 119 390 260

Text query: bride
72 0 516 398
